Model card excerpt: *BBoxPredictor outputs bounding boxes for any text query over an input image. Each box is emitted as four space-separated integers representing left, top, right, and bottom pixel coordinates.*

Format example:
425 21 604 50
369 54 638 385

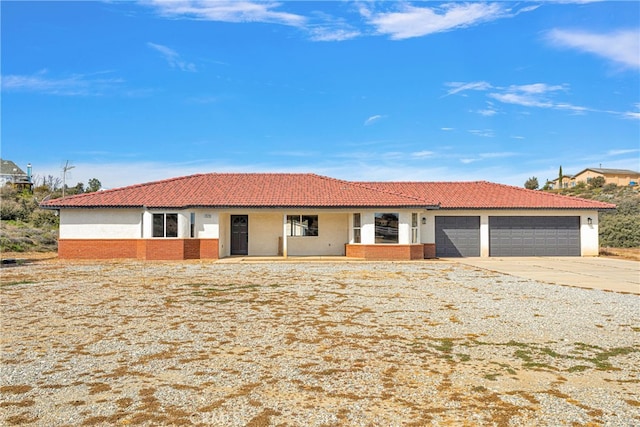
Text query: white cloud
547 28 640 69
363 2 507 40
440 127 454 131
443 81 492 97
476 108 498 117
468 129 495 138
147 42 197 72
143 0 306 27
364 114 385 126
411 150 434 158
607 148 640 156
1 70 124 96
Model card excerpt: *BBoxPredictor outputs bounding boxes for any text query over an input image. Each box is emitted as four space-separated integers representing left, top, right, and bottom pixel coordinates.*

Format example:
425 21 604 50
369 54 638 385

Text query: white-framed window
353 213 361 243
153 213 178 238
411 213 419 244
190 212 196 238
375 213 399 244
287 215 318 236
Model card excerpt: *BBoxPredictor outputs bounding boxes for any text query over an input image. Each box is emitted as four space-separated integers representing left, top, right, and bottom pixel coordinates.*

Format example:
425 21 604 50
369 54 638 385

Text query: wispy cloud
621 103 640 120
361 2 514 40
546 28 640 69
364 114 385 126
440 127 454 131
443 81 492 97
143 0 306 27
468 129 495 138
607 148 640 156
1 69 123 96
147 42 196 72
446 81 595 115
411 150 435 158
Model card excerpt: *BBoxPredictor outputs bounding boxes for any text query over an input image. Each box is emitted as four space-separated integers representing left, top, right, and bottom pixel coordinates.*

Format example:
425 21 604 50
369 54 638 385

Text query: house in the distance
40 173 616 261
0 159 32 191
571 168 639 187
548 174 574 189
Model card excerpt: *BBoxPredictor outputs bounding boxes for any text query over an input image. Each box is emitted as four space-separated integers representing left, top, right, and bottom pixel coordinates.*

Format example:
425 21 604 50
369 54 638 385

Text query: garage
435 216 480 257
489 216 580 256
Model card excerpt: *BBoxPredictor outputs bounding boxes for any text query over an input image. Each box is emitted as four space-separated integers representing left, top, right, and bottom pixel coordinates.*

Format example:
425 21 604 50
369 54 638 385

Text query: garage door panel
435 216 480 257
490 216 580 257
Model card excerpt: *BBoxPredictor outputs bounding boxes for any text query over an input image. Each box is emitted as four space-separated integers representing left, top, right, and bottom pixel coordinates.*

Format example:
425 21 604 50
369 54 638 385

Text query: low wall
345 244 424 260
58 239 219 260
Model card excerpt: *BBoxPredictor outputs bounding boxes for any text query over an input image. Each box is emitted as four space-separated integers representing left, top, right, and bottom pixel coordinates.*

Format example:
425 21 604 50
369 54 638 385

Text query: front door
230 215 248 255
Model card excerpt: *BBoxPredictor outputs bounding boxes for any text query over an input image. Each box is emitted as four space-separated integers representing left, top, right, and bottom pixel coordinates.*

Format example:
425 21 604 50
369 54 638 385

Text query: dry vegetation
1 259 638 426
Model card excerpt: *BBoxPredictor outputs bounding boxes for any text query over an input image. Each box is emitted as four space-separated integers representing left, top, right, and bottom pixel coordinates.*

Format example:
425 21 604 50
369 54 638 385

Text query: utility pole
62 160 75 198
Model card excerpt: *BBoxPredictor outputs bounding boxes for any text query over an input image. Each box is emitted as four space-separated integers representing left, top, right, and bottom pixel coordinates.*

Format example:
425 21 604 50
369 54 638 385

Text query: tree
524 177 539 190
558 165 563 188
87 178 102 193
589 176 605 189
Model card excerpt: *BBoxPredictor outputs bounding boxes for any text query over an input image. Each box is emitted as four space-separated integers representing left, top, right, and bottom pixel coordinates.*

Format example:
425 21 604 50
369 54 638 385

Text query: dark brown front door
231 215 248 255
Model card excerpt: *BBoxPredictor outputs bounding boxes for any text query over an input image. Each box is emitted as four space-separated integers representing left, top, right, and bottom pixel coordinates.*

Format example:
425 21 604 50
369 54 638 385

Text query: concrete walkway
449 257 640 294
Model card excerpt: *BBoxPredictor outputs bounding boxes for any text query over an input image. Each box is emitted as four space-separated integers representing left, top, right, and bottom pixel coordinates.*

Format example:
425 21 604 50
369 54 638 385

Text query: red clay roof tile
40 173 616 210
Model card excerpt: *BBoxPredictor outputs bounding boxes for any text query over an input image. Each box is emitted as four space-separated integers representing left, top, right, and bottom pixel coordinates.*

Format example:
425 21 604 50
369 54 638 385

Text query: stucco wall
60 209 142 239
286 213 348 256
421 209 600 257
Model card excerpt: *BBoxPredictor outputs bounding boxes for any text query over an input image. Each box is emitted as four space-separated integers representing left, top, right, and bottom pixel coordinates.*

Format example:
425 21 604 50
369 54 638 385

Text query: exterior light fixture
587 217 593 225
422 217 426 225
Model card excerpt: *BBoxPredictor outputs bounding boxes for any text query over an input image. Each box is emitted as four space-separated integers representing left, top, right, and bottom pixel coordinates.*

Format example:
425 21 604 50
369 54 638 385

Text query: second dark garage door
489 216 580 256
435 216 480 257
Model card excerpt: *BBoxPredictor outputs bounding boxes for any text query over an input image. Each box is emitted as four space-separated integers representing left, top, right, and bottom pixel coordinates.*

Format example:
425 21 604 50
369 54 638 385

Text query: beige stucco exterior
58 206 602 258
572 169 640 187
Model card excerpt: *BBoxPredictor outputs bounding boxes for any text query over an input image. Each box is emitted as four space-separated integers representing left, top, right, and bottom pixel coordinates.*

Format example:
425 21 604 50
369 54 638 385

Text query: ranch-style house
40 173 616 261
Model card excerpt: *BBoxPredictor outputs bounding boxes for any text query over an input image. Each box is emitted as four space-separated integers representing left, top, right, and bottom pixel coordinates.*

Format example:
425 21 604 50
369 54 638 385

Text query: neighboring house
0 159 32 190
40 173 616 261
547 175 573 189
571 168 640 187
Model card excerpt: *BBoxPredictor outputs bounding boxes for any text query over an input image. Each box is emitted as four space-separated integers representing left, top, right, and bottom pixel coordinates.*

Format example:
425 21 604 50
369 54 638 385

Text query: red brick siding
423 244 436 259
57 239 220 260
58 239 139 259
345 244 424 260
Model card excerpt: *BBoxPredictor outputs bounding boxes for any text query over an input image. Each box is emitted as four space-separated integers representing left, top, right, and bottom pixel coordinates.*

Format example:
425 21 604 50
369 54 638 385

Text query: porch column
282 214 288 258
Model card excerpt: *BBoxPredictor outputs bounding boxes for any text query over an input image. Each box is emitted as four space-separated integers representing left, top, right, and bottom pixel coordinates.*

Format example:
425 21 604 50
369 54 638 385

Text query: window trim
286 214 319 237
152 213 179 238
353 213 361 243
375 212 399 244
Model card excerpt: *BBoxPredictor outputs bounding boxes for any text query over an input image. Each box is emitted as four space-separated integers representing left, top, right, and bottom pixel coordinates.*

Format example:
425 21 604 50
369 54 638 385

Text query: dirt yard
1 258 639 426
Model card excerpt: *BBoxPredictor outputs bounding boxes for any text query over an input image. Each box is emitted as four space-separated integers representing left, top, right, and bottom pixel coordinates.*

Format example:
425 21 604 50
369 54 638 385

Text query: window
353 213 361 243
190 212 196 238
411 213 419 244
153 213 178 238
287 215 318 236
375 213 398 244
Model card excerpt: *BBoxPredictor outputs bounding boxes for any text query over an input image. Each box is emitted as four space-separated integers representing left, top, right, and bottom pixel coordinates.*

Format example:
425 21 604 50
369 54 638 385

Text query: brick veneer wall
423 243 436 259
345 244 425 260
58 239 219 260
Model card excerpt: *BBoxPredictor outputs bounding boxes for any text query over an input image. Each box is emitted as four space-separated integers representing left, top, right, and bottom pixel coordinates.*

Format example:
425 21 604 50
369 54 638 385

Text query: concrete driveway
449 257 640 294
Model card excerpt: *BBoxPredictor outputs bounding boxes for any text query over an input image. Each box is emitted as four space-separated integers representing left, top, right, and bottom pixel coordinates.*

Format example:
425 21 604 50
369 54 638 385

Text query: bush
0 199 28 221
29 209 59 228
599 213 640 248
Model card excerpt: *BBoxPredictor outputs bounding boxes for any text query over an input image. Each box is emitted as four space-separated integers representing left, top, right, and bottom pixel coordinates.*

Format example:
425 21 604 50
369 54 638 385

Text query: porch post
282 214 288 258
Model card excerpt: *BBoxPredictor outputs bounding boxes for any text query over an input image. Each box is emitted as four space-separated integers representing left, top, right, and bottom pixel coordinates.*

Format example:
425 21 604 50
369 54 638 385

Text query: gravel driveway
1 259 639 426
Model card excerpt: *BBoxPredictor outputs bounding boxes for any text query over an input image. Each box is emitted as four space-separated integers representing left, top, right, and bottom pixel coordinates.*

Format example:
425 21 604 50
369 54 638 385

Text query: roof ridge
326 176 438 205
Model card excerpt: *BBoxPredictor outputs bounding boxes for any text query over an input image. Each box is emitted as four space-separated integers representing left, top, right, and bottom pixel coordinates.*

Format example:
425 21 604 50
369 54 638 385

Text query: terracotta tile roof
365 181 616 210
40 173 616 210
41 173 437 209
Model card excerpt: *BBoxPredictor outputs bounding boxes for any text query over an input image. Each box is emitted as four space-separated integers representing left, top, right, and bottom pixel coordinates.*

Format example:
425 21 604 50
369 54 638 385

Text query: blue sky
2 1 639 189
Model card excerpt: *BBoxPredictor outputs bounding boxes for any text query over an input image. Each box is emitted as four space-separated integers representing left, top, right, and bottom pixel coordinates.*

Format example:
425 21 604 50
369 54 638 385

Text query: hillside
544 184 640 248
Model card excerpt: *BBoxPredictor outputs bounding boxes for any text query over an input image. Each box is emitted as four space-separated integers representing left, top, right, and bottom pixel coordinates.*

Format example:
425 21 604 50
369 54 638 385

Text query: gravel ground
1 259 639 426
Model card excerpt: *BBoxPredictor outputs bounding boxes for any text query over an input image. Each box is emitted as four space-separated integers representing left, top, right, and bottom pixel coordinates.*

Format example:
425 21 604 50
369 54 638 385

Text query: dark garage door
435 216 480 257
489 216 580 257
